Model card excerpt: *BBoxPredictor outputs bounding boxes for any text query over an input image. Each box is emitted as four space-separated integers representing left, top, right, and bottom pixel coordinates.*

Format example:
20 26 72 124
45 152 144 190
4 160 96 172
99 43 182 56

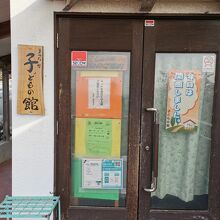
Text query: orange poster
76 71 122 119
166 70 201 132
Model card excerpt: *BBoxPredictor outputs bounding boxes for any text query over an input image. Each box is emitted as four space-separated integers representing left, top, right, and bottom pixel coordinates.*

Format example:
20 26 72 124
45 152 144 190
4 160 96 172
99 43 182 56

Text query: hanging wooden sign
17 45 45 115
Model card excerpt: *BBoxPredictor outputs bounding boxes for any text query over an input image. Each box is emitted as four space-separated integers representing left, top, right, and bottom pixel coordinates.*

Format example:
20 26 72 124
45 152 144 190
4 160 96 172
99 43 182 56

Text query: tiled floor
0 160 11 202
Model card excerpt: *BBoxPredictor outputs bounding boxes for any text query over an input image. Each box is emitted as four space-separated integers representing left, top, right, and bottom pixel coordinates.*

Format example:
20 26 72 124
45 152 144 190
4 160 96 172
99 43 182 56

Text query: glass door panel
70 51 130 208
152 53 216 210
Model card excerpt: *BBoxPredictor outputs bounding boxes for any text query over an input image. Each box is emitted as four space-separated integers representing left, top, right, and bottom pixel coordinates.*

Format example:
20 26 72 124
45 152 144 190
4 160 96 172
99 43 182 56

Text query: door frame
54 13 220 220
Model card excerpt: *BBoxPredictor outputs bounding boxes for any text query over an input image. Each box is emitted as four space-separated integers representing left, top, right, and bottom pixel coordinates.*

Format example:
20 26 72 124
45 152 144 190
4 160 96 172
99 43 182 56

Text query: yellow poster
166 70 201 132
75 118 121 157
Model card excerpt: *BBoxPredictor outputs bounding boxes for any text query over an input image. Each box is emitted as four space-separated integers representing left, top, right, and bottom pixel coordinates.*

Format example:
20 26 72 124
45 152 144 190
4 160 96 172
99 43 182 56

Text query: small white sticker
145 20 155 27
202 55 216 73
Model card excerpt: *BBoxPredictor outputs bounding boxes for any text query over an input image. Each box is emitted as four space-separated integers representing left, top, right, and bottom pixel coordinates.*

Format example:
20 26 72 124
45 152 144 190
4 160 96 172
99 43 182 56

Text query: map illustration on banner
166 70 201 132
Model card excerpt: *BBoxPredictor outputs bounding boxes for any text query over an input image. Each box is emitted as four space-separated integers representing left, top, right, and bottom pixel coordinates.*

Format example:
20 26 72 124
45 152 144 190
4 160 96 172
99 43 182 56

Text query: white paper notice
88 78 111 109
82 159 102 189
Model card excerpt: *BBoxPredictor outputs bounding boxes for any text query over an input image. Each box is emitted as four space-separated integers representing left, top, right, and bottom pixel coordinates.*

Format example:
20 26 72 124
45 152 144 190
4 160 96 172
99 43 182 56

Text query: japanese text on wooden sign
17 45 45 115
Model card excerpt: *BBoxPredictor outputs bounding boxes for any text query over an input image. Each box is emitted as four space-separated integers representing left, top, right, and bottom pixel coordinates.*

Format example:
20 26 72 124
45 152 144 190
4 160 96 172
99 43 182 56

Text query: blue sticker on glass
102 159 123 189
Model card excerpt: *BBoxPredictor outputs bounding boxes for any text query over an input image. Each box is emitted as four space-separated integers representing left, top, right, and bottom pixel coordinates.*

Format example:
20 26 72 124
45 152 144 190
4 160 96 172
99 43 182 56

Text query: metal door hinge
56 121 59 135
56 33 59 49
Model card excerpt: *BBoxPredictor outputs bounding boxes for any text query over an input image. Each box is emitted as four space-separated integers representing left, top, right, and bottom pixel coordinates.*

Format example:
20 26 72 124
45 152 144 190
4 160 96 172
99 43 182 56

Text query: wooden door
56 14 220 220
139 17 220 220
55 14 144 220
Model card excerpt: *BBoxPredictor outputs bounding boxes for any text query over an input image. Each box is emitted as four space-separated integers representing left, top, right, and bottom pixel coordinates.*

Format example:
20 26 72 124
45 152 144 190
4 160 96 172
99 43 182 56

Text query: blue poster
102 159 123 189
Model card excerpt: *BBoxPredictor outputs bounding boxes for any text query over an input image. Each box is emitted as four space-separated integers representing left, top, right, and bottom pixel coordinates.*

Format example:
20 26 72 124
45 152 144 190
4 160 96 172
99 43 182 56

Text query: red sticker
72 51 87 67
145 20 155 27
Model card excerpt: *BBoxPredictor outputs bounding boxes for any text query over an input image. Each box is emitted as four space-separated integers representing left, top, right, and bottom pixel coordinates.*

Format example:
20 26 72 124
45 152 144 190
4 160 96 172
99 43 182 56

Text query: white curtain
152 53 215 202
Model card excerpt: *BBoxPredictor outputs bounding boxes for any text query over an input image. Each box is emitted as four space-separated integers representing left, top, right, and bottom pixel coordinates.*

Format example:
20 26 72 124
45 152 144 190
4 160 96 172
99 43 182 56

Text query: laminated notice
102 159 123 189
82 159 102 189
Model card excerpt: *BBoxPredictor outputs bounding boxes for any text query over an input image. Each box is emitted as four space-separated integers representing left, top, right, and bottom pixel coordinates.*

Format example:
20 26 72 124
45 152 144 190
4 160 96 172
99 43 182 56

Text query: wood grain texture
139 18 220 220
17 45 45 115
55 13 220 220
0 21 10 39
55 14 143 220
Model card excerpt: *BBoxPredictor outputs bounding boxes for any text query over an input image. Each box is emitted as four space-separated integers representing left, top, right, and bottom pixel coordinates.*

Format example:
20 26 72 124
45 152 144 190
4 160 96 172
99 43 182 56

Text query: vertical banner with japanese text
166 70 201 132
17 45 45 115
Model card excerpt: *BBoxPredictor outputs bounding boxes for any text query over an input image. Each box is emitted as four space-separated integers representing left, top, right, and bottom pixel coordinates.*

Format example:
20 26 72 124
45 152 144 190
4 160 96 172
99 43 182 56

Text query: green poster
71 157 119 200
86 119 112 156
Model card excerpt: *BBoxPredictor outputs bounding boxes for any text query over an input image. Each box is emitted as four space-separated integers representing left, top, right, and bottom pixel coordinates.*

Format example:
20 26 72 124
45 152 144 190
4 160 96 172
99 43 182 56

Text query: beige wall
65 0 220 14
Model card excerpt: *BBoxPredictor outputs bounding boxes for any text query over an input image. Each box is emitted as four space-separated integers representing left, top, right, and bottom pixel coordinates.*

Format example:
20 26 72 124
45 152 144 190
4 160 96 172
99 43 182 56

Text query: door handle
144 108 159 193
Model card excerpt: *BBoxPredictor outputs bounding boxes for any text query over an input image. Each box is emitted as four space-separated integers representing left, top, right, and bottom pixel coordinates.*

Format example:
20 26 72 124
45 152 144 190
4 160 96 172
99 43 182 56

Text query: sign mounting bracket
140 0 156 12
63 0 80 11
